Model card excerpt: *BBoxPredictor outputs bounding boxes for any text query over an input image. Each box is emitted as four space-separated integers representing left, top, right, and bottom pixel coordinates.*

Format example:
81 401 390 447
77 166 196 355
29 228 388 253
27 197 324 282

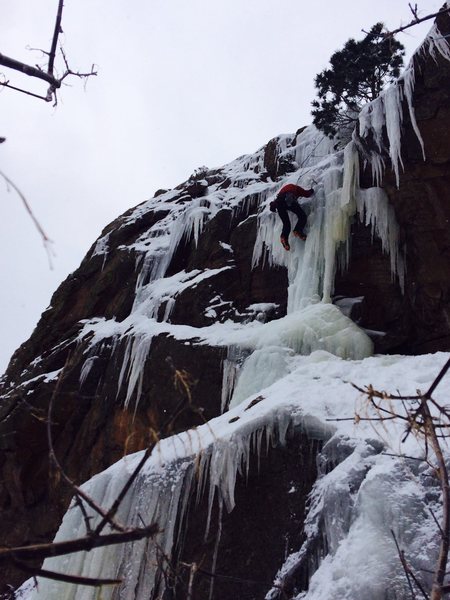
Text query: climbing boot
280 236 290 251
293 230 307 241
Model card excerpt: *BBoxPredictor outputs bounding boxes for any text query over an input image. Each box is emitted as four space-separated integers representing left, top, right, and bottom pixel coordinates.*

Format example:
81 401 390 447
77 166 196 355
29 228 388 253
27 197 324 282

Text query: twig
429 507 444 539
0 524 159 564
383 7 450 39
0 168 54 266
427 358 450 398
391 529 416 599
0 1 96 104
0 53 60 88
351 382 420 401
352 355 450 599
48 0 64 76
381 452 426 461
93 445 155 536
0 81 50 101
422 399 450 600
13 558 121 587
409 3 419 22
326 416 398 423
73 495 93 536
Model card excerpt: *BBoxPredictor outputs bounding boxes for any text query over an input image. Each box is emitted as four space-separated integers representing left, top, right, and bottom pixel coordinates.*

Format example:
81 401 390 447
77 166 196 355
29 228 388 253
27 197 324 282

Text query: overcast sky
0 0 443 373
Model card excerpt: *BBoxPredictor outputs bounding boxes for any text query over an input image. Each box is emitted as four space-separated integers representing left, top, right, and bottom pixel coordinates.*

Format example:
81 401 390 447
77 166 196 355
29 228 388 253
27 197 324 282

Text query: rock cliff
2 9 450 599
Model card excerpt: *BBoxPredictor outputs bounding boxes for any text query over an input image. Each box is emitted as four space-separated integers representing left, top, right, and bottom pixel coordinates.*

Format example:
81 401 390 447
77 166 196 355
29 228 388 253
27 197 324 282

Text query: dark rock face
172 433 322 600
334 221 409 353
382 13 450 354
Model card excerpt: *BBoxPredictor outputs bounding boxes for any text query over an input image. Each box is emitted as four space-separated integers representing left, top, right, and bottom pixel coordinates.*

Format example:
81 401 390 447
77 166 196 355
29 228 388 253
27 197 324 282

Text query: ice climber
269 183 314 251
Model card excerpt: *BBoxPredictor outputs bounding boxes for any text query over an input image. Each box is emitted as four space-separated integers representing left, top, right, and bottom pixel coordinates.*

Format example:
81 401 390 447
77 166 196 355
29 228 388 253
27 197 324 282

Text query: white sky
0 0 443 373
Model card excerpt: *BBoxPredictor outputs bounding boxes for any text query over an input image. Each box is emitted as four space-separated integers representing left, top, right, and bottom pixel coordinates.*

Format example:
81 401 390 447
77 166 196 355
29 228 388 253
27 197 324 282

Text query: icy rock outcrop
22 351 449 600
3 8 450 598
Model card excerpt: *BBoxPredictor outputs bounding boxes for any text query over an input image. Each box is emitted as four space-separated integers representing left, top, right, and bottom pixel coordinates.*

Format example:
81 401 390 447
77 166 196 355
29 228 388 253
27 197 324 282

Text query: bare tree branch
423 398 450 600
0 80 51 102
0 524 159 564
2 356 208 591
0 0 97 104
0 168 54 266
0 53 60 88
93 446 155 537
391 528 421 599
13 559 122 587
383 6 450 39
48 0 64 76
352 356 450 600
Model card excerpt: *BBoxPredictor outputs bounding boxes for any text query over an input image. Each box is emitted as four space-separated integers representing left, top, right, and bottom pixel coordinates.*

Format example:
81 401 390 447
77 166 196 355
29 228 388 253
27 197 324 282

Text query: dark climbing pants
277 197 307 239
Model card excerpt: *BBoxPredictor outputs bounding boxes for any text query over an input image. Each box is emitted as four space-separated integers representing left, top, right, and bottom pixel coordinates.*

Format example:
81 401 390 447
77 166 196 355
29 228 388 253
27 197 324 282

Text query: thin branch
73 495 93 536
383 7 450 39
382 452 427 462
93 445 155 536
0 524 159 564
409 3 419 21
0 53 60 88
0 80 50 101
391 529 419 599
48 0 64 76
426 358 450 398
429 507 444 539
423 400 450 600
351 382 420 401
0 1 96 105
0 169 51 244
391 529 429 599
326 416 398 422
13 558 121 587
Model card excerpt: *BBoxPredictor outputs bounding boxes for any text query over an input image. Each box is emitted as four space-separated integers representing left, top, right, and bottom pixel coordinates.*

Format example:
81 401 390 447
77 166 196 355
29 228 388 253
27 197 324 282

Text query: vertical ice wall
253 129 404 311
25 454 195 600
24 404 332 600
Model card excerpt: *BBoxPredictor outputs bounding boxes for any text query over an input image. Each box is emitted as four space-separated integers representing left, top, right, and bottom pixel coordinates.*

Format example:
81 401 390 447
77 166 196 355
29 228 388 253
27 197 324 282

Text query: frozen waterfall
20 15 450 600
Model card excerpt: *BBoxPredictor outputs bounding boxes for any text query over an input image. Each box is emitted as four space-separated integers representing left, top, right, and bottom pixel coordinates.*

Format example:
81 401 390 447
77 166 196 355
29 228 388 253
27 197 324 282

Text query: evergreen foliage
311 23 405 138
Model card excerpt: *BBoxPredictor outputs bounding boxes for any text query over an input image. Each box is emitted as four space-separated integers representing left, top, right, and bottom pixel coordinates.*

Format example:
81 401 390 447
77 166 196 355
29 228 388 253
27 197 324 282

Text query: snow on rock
22 351 449 599
358 12 450 186
16 16 450 599
72 121 404 415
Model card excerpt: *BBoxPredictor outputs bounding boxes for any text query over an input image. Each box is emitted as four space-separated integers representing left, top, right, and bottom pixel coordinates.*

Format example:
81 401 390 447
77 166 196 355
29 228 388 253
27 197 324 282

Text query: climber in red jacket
269 183 314 250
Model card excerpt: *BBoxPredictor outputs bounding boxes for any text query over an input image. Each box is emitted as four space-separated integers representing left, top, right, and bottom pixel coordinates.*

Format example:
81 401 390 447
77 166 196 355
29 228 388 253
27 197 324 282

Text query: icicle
423 21 450 63
79 356 96 387
384 82 404 187
403 63 425 161
357 19 450 188
116 333 153 410
356 187 405 290
162 297 176 322
27 455 195 600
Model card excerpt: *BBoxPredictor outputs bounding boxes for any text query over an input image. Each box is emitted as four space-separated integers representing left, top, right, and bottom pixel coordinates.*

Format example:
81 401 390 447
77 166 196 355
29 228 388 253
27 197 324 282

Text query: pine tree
311 23 405 138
